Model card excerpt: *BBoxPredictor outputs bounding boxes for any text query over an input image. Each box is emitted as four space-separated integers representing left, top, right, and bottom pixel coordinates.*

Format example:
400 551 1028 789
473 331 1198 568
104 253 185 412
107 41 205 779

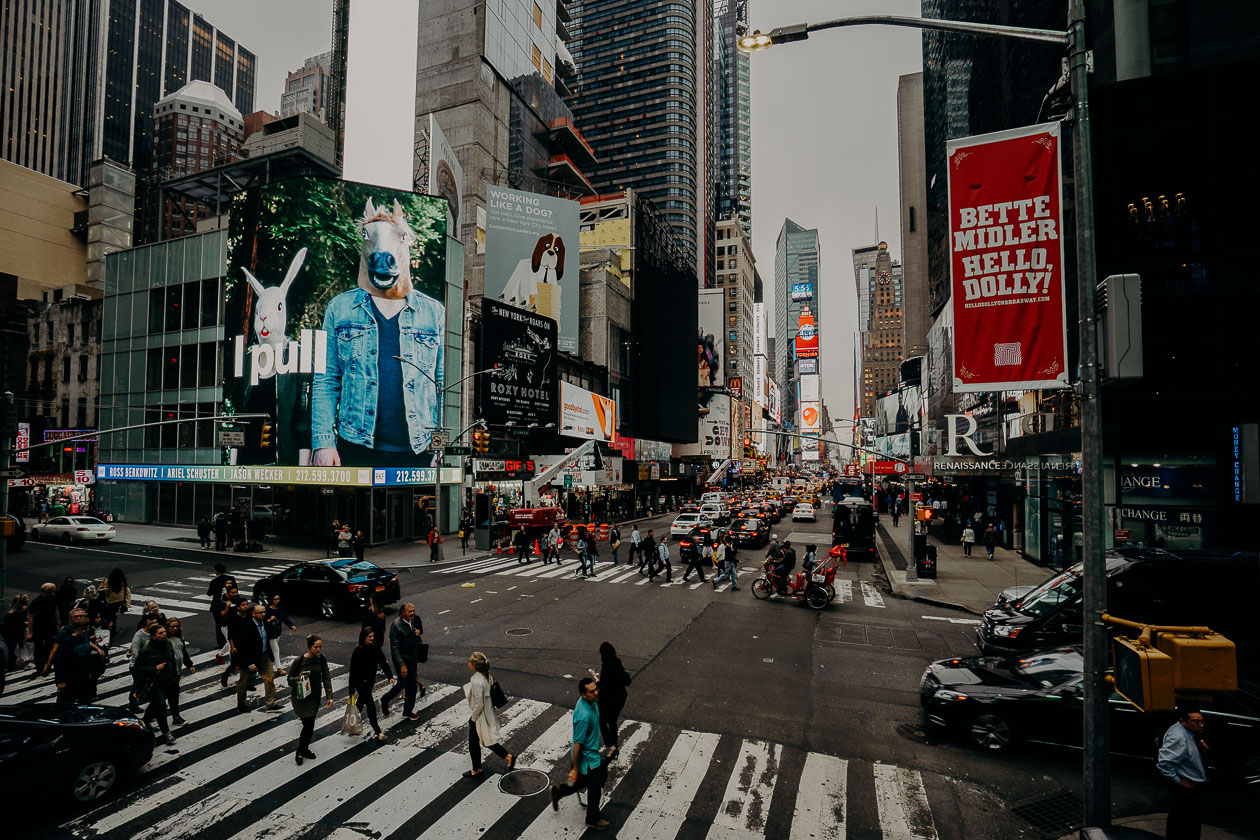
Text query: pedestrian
133 623 178 744
512 527 530 565
231 603 279 713
164 618 195 725
543 523 562 565
103 568 131 648
350 625 394 742
608 524 621 566
637 529 657 576
27 583 60 680
653 536 672 582
219 596 252 687
428 524 442 563
459 512 472 554
353 530 366 562
328 519 341 557
265 593 297 675
3 594 30 670
380 602 425 719
891 503 901 528
577 527 598 578
464 651 514 777
1157 708 1209 840
214 513 230 551
52 609 104 704
983 523 1000 560
206 563 234 603
363 598 388 652
591 642 631 759
126 613 160 714
197 515 213 549
713 536 740 591
548 677 610 831
681 537 707 583
962 523 976 557
628 524 642 566
337 525 354 558
55 577 78 626
288 634 334 764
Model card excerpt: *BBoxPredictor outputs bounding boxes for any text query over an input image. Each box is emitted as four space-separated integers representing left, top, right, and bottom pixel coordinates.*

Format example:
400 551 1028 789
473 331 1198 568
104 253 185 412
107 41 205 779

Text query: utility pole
1 392 15 599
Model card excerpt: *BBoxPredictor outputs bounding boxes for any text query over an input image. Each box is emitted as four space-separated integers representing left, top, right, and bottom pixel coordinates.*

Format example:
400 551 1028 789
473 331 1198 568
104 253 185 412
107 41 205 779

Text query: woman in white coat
464 651 515 777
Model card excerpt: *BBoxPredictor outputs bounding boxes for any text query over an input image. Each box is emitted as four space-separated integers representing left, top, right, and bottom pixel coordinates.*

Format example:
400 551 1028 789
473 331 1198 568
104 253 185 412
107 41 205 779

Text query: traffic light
1110 624 1237 712
260 423 273 448
473 427 490 453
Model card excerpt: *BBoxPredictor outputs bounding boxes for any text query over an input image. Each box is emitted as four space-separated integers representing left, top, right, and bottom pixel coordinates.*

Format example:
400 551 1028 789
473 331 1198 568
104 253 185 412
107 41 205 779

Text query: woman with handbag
288 634 334 765
592 642 632 759
350 625 394 743
133 624 179 745
463 651 514 778
103 568 131 648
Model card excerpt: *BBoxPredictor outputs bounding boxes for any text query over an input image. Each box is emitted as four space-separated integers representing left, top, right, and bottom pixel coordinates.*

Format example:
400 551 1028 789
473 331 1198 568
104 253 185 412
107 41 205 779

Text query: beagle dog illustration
500 233 565 321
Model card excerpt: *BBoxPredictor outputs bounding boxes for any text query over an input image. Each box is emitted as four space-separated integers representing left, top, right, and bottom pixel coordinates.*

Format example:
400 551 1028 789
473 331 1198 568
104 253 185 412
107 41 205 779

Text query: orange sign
795 306 819 358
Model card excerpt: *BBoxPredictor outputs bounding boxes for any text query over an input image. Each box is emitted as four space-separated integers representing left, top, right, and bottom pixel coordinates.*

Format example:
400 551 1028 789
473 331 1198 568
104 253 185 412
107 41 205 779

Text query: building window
531 44 541 71
533 1 543 29
909 206 916 233
76 397 87 428
543 58 552 84
79 355 88 381
33 323 39 345
61 398 70 427
62 357 70 383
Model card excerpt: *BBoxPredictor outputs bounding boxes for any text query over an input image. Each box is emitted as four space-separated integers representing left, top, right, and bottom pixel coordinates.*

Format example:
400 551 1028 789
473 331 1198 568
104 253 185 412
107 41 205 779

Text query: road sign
446 444 471 456
0 468 25 478
217 430 246 446
430 432 447 449
563 474 573 489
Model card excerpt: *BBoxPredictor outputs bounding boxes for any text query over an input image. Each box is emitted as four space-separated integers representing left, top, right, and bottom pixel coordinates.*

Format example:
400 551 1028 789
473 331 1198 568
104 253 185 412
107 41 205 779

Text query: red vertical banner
948 122 1070 392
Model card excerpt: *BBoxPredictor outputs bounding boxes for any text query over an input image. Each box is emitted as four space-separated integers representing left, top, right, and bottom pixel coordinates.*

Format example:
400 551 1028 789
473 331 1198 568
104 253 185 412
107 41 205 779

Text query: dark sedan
920 647 1260 789
729 517 770 548
0 703 155 805
253 558 401 619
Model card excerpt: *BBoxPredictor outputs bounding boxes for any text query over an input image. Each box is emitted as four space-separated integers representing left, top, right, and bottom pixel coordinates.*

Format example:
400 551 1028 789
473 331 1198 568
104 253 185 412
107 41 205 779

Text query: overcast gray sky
208 0 925 432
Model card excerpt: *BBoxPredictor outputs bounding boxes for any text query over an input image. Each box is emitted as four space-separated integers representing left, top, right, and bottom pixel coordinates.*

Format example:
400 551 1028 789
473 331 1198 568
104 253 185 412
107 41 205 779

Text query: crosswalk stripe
324 752 472 840
837 580 854 603
616 729 720 840
861 582 886 608
473 559 527 575
872 763 938 840
438 557 505 574
712 738 782 836
0 650 220 706
790 753 848 840
131 592 215 611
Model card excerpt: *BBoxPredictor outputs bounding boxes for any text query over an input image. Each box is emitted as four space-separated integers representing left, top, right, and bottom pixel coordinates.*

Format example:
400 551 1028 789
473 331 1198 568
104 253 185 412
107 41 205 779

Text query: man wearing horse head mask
311 197 446 467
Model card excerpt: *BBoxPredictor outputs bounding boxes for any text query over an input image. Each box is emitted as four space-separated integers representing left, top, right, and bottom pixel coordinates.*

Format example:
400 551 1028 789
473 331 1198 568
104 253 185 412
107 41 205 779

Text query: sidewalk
874 517 1055 614
1057 813 1251 840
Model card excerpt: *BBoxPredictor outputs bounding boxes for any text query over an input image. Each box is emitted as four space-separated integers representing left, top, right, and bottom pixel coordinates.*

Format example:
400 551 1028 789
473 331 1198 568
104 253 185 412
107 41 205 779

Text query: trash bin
912 531 928 561
916 544 938 578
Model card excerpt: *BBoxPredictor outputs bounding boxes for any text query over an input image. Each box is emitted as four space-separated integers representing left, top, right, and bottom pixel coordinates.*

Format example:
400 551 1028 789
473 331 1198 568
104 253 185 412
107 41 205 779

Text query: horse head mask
357 197 418 300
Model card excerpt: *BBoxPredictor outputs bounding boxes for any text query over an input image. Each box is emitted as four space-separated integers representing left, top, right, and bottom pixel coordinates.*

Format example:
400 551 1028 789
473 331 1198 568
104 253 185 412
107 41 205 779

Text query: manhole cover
499 768 549 796
895 723 929 744
506 628 533 636
1007 789 1083 836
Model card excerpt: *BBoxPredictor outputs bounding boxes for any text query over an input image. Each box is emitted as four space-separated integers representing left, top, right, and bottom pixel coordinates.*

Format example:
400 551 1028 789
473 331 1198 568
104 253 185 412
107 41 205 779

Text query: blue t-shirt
370 304 410 452
572 698 602 773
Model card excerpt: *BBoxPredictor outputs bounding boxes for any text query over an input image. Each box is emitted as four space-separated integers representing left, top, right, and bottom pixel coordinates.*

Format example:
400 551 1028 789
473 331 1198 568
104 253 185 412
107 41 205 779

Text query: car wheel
751 578 773 600
70 758 119 803
969 713 1015 752
62 532 75 545
320 598 337 620
31 528 41 541
805 586 829 610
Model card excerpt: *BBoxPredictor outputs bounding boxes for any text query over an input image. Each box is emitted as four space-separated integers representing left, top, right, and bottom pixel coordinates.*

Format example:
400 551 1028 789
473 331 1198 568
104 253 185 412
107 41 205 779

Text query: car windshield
736 520 759 530
1015 650 1084 688
333 560 388 580
73 517 105 525
1015 570 1084 618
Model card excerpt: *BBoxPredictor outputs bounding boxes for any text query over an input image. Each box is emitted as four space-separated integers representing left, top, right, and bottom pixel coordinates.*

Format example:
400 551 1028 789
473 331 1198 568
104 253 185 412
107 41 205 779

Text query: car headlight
992 625 1022 638
933 688 969 701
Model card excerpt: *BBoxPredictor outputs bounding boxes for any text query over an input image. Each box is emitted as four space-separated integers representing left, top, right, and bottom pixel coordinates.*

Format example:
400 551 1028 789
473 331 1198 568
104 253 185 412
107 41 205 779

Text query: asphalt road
4 513 1255 839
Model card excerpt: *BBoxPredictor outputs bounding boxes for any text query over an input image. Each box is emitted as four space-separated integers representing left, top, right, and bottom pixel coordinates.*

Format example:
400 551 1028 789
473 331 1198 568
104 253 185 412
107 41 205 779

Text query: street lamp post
741 2 1110 825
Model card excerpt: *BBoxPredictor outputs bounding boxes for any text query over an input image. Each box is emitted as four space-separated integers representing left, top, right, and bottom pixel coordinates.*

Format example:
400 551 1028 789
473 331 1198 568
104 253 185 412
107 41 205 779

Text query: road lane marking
616 730 720 840
712 738 782 836
790 753 848 840
873 763 938 840
860 581 886 608
921 615 982 625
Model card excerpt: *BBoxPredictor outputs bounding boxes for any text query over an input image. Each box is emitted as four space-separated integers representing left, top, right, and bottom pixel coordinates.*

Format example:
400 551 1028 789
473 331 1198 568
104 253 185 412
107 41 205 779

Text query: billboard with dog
484 185 580 353
224 175 450 468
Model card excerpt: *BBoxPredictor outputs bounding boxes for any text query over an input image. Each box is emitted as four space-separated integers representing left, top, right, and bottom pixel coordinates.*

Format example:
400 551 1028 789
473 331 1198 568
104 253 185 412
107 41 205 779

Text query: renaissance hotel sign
98 464 464 487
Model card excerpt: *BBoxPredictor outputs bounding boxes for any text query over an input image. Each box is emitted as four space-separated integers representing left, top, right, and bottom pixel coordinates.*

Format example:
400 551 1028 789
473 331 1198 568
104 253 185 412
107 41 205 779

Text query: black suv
254 559 402 619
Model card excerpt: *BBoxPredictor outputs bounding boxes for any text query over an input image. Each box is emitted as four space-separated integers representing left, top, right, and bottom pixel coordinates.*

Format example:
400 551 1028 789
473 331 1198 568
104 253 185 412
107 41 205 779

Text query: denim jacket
311 288 445 454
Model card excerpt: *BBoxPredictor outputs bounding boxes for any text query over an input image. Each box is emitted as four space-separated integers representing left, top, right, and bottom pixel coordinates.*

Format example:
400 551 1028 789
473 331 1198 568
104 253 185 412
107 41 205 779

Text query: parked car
919 646 1260 788
253 558 401 619
670 512 714 538
729 517 770 548
29 516 115 544
791 503 817 523
1 513 26 551
0 703 155 804
975 549 1258 658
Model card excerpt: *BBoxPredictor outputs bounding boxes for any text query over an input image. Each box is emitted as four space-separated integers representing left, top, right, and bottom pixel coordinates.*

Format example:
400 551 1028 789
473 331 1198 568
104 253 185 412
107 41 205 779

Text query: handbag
294 670 312 700
417 642 429 664
340 696 363 736
490 677 508 708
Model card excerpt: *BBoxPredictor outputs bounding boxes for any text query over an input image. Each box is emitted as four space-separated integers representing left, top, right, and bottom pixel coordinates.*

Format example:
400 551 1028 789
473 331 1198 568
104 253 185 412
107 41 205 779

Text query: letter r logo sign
945 414 994 457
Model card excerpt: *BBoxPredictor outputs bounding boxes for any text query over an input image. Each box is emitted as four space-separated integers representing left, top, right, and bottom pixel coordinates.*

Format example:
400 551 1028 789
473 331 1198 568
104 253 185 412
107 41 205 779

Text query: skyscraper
0 0 254 189
280 53 333 123
566 0 715 281
897 72 929 360
713 0 752 239
775 218 820 459
853 241 903 419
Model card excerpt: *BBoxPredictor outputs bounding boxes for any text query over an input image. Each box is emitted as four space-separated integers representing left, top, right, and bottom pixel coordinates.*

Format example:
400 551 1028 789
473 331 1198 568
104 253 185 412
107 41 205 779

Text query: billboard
767 379 782 424
479 299 556 427
559 380 615 442
698 288 725 387
753 303 766 356
485 185 580 353
795 305 819 358
428 113 463 230
15 422 28 463
753 355 767 407
225 176 449 468
948 122 1070 392
875 385 922 436
799 374 820 403
798 358 817 375
675 394 731 458
791 283 814 301
799 401 821 436
341 0 419 190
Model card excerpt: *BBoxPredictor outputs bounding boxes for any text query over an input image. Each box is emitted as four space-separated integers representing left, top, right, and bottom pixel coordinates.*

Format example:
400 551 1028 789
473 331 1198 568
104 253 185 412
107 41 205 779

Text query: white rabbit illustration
241 247 307 351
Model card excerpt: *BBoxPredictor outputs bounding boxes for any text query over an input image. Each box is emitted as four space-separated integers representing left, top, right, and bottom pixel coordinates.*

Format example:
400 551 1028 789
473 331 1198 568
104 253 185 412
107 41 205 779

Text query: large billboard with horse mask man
225 176 450 468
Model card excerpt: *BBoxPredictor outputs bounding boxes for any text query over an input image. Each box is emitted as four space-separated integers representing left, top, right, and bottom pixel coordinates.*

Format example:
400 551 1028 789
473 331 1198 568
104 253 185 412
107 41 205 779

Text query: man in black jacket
637 531 657 577
381 602 424 719
229 603 278 712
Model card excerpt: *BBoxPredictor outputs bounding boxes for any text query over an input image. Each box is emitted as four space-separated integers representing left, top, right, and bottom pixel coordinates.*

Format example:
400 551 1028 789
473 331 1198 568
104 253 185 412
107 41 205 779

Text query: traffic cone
533 539 541 557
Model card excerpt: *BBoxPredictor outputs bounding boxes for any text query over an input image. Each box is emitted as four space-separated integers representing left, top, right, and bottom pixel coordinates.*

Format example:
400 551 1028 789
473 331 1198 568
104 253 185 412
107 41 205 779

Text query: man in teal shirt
550 677 609 830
